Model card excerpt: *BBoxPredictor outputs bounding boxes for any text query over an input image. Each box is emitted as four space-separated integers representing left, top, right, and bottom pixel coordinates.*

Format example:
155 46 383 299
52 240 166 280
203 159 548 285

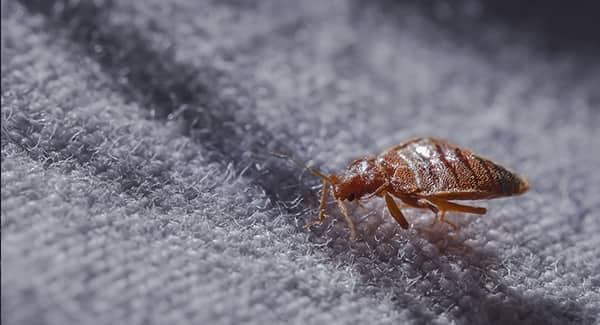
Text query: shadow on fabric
17 1 597 323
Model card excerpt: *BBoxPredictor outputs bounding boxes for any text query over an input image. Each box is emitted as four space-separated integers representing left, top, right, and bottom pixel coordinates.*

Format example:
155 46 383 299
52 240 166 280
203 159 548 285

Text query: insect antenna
270 151 334 184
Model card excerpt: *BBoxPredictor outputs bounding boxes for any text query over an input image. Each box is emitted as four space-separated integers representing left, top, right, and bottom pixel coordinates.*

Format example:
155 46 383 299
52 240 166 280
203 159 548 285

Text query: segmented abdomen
379 138 528 199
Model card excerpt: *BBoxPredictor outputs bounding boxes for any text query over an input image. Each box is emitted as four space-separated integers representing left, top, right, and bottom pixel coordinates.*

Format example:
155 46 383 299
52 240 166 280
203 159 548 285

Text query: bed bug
279 137 529 239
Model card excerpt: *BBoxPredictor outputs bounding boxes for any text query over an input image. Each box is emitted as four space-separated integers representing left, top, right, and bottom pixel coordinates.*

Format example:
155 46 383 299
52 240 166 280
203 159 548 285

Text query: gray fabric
2 1 599 324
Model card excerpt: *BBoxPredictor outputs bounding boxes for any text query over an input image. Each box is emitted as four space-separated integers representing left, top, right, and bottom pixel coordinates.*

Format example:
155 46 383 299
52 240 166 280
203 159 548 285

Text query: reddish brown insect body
299 137 529 239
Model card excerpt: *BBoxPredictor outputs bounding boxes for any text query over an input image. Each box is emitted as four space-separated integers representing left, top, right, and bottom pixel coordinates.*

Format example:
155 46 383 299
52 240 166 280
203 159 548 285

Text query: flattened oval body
377 138 529 200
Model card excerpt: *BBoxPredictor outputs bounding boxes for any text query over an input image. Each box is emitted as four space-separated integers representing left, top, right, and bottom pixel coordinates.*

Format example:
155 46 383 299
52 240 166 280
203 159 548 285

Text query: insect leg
362 180 389 200
337 199 357 240
438 211 457 229
398 196 451 228
384 192 409 229
426 197 486 229
426 197 487 215
304 178 330 229
398 196 436 211
430 211 442 226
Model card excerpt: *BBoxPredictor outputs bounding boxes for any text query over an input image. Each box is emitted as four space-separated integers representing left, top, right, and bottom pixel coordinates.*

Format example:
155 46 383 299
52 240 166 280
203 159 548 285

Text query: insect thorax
334 157 386 201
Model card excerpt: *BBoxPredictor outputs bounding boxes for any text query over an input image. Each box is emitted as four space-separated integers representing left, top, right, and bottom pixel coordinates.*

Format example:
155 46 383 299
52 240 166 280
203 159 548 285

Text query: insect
280 137 529 239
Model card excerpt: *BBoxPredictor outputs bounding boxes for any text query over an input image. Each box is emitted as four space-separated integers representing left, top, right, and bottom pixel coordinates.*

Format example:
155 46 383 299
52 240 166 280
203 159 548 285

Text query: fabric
2 1 599 324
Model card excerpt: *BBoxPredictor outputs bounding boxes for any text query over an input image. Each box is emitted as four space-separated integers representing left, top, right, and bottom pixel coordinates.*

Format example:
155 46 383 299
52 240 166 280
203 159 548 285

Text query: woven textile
2 1 599 324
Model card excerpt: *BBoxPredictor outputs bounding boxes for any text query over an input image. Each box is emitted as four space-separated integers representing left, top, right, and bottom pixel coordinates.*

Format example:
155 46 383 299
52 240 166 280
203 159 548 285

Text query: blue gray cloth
2 1 599 324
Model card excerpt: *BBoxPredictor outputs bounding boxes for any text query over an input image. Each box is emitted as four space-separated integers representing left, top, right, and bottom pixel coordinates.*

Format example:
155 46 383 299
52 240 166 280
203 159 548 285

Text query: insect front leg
336 199 357 240
304 178 330 229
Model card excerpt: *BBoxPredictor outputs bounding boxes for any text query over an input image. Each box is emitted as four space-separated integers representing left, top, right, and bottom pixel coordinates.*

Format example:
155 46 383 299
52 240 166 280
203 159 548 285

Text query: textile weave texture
2 1 599 324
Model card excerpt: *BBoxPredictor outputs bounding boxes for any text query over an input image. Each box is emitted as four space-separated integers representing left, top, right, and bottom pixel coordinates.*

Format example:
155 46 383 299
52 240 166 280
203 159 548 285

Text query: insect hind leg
438 211 457 229
426 197 487 215
425 197 486 229
397 196 443 226
400 196 480 229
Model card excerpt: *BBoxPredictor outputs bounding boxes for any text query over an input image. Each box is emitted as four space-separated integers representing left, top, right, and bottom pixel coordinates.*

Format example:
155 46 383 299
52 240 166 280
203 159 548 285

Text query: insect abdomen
382 138 528 199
